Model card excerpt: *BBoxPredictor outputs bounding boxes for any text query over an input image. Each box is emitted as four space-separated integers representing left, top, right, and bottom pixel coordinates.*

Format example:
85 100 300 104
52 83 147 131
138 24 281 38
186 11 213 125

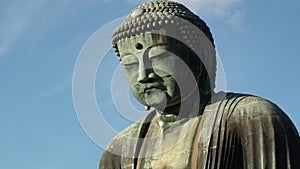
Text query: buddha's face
117 33 200 110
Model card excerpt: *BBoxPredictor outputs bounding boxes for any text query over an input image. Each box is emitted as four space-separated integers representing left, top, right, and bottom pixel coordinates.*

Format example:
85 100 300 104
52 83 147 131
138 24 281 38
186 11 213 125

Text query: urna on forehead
111 0 215 54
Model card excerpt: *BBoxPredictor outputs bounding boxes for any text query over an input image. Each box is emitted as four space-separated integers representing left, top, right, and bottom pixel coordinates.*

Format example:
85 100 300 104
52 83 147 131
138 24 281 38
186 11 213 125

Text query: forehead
117 33 171 56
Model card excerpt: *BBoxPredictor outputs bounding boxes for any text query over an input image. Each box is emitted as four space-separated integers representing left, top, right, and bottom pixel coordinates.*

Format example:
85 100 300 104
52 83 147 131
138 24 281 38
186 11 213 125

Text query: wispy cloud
226 9 245 31
0 2 29 58
0 1 48 58
0 0 80 58
175 0 243 15
0 43 8 58
115 0 245 30
27 77 72 106
172 0 245 30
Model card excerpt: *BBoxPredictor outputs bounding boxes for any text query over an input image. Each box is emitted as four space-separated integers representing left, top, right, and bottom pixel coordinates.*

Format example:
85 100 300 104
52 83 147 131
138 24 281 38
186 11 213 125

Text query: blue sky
1 0 299 168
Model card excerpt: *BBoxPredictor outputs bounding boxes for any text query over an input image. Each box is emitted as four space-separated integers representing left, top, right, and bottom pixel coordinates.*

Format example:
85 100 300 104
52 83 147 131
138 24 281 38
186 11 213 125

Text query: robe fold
99 93 300 169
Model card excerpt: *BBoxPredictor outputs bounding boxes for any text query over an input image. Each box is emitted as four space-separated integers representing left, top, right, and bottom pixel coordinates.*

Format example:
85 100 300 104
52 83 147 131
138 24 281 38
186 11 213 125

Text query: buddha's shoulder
103 115 149 151
207 92 284 118
210 93 299 137
108 111 155 143
113 117 146 140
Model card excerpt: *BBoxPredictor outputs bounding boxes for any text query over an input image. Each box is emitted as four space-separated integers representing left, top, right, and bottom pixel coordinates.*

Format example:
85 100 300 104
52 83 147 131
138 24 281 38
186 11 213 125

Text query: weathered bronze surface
100 0 300 168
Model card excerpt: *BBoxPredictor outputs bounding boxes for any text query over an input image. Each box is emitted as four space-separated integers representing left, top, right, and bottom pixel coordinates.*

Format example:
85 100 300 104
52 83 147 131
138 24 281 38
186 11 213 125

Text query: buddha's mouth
140 83 167 93
144 86 165 94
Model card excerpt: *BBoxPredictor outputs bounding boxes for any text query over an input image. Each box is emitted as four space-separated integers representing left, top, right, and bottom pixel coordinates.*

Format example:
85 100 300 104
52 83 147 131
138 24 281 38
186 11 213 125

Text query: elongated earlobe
144 105 150 110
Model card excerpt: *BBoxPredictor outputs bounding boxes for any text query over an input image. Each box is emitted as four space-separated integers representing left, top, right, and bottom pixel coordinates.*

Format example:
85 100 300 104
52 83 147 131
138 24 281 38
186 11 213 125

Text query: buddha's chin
144 88 168 110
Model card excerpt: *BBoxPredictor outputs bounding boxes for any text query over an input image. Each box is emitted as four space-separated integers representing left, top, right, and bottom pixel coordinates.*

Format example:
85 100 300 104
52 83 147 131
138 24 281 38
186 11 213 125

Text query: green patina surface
99 0 300 168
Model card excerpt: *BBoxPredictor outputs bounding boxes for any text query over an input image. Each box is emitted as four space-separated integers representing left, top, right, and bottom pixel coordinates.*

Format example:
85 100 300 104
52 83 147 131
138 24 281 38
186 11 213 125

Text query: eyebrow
120 43 169 56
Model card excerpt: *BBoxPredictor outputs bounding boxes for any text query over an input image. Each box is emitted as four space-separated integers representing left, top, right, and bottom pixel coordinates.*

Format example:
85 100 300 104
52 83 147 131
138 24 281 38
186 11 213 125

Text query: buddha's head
112 0 216 111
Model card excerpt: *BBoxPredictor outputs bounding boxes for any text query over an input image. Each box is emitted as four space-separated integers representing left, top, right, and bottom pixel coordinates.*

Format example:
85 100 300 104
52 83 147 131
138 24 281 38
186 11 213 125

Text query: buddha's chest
136 118 201 169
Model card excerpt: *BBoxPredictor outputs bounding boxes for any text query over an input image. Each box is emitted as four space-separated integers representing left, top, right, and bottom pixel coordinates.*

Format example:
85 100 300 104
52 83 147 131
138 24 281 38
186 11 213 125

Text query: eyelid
121 54 138 66
148 45 169 59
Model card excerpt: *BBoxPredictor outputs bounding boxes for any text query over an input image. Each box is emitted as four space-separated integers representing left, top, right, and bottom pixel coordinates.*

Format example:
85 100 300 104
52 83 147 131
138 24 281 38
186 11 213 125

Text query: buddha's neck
155 90 211 119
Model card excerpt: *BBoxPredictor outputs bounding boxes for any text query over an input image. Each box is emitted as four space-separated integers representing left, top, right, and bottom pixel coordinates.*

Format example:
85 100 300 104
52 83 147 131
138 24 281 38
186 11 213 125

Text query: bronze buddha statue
100 0 300 168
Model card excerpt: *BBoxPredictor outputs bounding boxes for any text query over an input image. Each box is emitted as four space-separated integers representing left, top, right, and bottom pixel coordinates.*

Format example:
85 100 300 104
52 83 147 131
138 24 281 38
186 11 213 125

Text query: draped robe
99 93 300 169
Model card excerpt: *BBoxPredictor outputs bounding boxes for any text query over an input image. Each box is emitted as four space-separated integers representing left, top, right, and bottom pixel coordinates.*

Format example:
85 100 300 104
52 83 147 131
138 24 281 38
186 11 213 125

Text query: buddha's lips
137 83 167 93
144 86 165 93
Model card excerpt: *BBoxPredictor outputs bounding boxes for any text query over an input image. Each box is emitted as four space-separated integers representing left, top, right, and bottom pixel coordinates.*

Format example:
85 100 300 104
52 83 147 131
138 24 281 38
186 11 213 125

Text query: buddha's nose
137 61 154 83
138 71 147 82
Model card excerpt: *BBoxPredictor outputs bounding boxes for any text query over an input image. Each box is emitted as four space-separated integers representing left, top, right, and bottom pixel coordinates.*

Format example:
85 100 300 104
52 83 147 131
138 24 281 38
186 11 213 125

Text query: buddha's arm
99 149 121 169
231 97 300 169
99 135 125 169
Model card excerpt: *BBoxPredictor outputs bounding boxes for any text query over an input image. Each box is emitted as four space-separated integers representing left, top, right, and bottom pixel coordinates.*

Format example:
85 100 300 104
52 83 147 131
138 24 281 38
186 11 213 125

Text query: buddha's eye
120 54 138 66
148 45 170 60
